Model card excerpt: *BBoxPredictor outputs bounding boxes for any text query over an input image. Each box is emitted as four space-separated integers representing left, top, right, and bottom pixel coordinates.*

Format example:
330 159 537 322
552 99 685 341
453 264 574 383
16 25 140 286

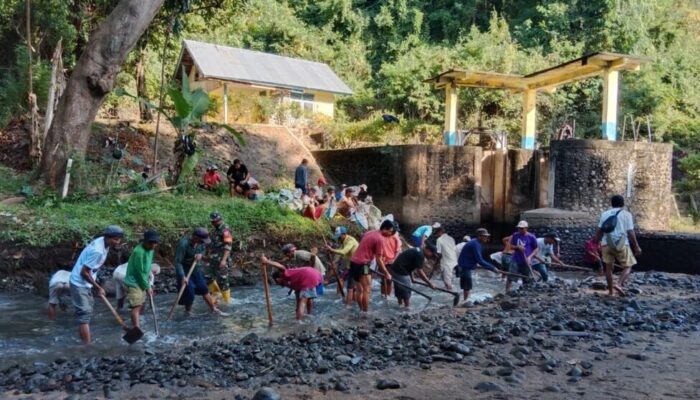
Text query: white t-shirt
598 208 634 247
455 242 467 261
536 238 554 258
49 270 71 288
294 250 326 275
69 237 109 288
436 234 457 270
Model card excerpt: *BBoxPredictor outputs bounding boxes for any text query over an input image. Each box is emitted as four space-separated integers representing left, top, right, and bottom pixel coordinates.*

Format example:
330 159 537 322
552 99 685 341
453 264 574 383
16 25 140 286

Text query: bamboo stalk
261 263 273 326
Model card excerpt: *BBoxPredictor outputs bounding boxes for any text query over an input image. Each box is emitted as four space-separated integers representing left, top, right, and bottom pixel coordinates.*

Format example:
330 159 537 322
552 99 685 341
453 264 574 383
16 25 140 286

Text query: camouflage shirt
209 223 234 267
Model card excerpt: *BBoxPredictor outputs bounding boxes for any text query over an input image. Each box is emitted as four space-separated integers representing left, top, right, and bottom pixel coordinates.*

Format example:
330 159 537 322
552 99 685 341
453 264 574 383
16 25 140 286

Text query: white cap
151 263 161 275
463 235 471 242
516 220 529 228
431 222 442 229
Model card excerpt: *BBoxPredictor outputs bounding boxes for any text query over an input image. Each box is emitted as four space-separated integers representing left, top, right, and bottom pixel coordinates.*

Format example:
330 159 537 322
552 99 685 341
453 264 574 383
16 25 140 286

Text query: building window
290 91 315 113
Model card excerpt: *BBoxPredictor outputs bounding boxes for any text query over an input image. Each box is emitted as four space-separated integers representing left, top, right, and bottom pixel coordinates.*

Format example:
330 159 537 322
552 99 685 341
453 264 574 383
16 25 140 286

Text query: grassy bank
0 167 329 248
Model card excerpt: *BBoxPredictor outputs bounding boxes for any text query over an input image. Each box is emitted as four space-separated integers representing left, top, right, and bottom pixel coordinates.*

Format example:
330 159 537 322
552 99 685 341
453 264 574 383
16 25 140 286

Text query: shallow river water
0 271 520 369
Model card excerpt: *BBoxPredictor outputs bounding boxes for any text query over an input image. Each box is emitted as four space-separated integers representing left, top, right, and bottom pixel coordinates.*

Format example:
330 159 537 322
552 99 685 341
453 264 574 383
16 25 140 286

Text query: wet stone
376 379 400 390
252 387 281 400
475 381 505 392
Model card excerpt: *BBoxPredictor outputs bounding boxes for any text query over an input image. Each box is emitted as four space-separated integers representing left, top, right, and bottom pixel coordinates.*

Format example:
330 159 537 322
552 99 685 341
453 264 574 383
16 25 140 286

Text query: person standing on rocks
208 212 234 305
457 228 502 304
69 225 124 344
174 228 224 316
434 225 457 291
390 245 436 307
294 158 310 195
506 221 539 291
123 230 160 331
349 220 395 312
327 226 359 303
261 255 323 322
530 233 563 283
594 194 642 296
47 270 71 320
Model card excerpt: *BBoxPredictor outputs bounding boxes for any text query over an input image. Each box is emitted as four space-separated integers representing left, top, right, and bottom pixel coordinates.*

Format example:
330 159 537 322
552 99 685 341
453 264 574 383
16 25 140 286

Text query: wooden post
521 89 536 149
61 158 73 198
261 263 273 326
601 68 619 140
443 82 458 145
223 83 228 124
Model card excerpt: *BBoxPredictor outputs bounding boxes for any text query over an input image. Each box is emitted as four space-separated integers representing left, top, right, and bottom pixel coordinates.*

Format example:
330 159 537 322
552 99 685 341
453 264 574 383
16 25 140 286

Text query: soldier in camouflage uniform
207 212 234 304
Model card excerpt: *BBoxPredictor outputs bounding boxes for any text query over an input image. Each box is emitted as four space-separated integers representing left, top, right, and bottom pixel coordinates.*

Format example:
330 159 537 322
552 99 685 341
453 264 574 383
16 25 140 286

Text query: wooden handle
149 291 159 336
167 258 198 321
99 294 126 327
261 263 273 326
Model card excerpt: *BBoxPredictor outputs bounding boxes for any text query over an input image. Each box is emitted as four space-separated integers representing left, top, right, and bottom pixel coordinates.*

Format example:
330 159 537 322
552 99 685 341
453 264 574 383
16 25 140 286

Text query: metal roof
426 52 650 91
178 39 353 95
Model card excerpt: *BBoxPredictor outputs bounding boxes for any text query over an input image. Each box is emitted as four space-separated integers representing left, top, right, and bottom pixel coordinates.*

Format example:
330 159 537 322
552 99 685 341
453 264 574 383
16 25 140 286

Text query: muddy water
0 271 513 370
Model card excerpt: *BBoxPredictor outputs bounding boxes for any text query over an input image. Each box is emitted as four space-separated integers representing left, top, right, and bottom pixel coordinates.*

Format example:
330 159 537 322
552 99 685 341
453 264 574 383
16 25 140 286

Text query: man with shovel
68 225 124 344
506 221 539 292
174 228 224 316
123 230 160 331
457 228 503 305
389 245 436 307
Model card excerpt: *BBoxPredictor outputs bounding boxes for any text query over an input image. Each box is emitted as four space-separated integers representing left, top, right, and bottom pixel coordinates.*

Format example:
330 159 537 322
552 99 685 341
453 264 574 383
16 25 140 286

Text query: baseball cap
334 226 348 239
432 222 441 229
281 243 296 254
516 220 529 228
193 227 211 244
143 229 160 243
104 225 124 238
210 212 223 222
475 228 491 237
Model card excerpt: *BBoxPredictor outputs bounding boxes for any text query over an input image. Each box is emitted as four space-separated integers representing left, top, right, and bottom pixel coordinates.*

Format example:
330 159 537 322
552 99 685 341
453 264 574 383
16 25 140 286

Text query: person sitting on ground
302 188 323 221
48 270 71 320
457 228 503 304
434 225 457 291
583 237 604 274
349 220 396 312
336 188 359 218
326 226 359 302
507 221 539 291
174 228 224 316
226 159 250 197
294 159 310 195
201 165 222 190
357 184 369 203
530 232 563 283
124 230 160 331
114 262 161 310
412 223 438 248
69 225 124 344
390 245 436 307
322 187 337 218
261 255 323 322
594 194 641 296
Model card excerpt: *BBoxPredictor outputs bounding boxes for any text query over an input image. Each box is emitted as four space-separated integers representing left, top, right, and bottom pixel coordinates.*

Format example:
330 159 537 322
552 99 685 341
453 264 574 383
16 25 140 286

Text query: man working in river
379 222 402 299
174 228 224 316
389 245 436 307
457 228 502 305
434 225 457 291
123 230 160 331
113 262 161 310
47 269 71 320
69 225 124 344
507 221 539 291
326 226 359 303
261 255 323 322
349 220 395 312
208 212 234 305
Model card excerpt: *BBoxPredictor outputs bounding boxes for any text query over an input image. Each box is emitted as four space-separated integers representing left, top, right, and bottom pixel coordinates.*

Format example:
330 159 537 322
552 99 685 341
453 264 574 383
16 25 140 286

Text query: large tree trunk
40 0 165 188
136 47 153 122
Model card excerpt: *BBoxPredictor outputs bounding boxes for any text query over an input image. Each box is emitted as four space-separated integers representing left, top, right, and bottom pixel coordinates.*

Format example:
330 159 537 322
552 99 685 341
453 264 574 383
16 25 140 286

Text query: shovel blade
452 294 460 307
122 327 144 344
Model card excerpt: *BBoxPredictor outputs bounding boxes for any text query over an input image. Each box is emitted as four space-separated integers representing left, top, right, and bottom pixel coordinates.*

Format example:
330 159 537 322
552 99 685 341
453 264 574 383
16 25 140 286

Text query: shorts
49 282 70 305
349 262 370 282
126 286 146 308
602 245 636 268
459 270 473 291
441 263 454 285
177 269 210 307
392 273 412 300
501 253 513 269
316 282 325 296
70 284 94 325
297 288 317 299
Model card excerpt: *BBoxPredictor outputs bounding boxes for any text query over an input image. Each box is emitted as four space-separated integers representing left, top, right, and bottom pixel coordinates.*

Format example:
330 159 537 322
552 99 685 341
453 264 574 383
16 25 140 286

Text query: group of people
47 193 641 343
201 159 262 200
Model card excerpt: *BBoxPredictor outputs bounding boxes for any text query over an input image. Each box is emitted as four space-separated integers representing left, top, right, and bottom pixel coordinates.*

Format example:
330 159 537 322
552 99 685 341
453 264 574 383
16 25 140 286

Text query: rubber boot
221 289 231 305
208 282 220 304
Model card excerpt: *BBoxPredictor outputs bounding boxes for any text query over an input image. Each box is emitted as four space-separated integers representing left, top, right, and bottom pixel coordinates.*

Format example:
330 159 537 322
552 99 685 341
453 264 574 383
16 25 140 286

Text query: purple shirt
510 232 538 265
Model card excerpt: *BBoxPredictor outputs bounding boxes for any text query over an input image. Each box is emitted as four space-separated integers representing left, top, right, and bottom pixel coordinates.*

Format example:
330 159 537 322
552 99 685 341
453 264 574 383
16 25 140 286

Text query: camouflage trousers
206 256 231 292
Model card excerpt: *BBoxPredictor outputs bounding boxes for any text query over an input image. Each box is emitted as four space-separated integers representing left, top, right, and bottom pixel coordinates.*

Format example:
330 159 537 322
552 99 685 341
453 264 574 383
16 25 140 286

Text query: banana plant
116 70 244 184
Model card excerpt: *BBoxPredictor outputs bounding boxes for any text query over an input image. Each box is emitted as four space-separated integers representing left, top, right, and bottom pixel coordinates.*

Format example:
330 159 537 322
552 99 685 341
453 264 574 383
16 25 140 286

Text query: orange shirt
382 234 402 264
203 171 222 187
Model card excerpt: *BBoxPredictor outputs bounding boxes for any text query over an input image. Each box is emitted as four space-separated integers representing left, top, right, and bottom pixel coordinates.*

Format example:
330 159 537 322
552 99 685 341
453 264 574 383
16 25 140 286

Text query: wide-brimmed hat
475 228 491 237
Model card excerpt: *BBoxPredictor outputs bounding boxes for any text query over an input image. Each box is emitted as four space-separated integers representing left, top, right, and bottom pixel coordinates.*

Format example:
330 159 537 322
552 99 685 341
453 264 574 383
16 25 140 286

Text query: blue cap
334 226 348 239
103 225 124 238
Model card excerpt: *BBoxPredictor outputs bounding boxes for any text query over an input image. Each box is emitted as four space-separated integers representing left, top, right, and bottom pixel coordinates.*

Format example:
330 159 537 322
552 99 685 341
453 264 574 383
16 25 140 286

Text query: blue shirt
412 225 432 238
294 164 308 187
457 238 497 275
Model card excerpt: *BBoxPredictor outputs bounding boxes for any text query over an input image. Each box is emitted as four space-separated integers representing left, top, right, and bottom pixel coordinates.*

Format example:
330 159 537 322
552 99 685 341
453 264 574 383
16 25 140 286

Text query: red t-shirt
282 267 322 291
382 234 401 264
351 230 385 265
583 239 601 263
203 171 222 187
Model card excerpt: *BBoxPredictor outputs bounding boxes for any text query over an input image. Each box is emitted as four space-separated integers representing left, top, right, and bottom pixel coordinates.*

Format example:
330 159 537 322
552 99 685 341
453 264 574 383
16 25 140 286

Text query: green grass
0 165 32 196
0 190 330 247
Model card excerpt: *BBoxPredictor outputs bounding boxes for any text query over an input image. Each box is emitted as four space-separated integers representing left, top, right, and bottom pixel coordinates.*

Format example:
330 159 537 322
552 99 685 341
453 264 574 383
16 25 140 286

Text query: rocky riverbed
2 271 700 399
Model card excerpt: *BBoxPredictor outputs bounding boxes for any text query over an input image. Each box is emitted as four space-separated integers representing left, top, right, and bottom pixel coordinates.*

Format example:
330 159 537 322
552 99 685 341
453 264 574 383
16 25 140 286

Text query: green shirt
124 244 154 290
174 236 206 277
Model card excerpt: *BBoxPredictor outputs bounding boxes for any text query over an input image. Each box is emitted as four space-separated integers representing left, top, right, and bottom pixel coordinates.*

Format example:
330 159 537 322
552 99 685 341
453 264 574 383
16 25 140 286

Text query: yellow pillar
443 83 458 145
601 69 619 140
521 89 536 149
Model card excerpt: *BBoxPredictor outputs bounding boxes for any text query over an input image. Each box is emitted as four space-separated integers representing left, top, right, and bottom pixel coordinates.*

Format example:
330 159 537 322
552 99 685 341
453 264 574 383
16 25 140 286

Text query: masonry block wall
313 145 482 232
549 139 673 231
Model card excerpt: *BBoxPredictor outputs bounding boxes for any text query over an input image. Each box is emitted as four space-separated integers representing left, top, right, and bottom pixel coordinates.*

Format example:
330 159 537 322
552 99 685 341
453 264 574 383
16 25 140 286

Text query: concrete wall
550 139 673 231
313 145 482 233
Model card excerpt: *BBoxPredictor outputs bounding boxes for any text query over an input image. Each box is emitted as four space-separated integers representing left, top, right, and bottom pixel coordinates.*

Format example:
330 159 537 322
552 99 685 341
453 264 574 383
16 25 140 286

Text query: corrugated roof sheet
181 39 353 95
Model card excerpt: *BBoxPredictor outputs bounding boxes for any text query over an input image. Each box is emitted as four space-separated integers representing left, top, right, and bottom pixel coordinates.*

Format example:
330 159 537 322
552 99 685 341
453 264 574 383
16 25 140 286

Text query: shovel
372 268 432 306
148 291 159 336
413 281 460 306
99 294 143 344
